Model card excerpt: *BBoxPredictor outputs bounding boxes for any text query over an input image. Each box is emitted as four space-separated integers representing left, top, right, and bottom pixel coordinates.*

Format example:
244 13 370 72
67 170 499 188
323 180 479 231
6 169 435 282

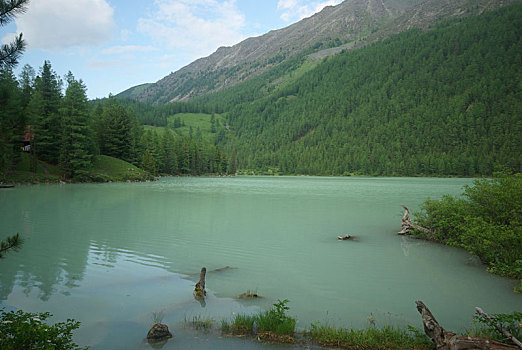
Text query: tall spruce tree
59 73 94 179
30 61 62 164
0 66 24 173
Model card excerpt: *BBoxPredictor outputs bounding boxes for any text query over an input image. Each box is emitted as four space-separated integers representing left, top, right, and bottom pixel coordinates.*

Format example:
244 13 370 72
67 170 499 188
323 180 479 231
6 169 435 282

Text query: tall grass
221 299 296 337
184 314 215 331
308 323 433 350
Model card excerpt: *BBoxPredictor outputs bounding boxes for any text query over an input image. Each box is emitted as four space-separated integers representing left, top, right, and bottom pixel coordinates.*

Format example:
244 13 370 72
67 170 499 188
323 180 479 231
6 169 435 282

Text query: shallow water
0 176 520 349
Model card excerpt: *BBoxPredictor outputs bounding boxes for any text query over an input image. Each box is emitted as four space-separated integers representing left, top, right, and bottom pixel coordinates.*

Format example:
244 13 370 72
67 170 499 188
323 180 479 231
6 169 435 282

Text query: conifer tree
0 0 29 70
0 66 24 173
59 73 94 179
31 61 63 164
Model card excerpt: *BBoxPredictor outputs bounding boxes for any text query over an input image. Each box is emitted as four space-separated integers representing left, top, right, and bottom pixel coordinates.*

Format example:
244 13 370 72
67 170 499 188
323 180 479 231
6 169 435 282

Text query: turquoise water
0 176 520 349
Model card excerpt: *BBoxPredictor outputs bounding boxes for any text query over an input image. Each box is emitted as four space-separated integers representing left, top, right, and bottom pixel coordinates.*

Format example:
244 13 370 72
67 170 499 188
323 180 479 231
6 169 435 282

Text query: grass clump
256 299 296 336
185 314 215 332
221 314 257 335
151 310 165 324
222 299 296 342
308 323 432 350
237 289 259 299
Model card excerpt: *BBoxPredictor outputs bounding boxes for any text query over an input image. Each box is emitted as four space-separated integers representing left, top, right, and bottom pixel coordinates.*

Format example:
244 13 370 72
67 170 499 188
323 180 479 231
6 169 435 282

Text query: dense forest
212 4 521 176
114 4 521 177
0 61 231 182
2 4 521 180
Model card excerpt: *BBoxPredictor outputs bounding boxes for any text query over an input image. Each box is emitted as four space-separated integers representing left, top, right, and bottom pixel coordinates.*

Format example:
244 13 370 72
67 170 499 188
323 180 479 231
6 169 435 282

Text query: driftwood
475 307 522 349
337 234 359 241
398 205 433 235
416 300 518 350
194 267 206 300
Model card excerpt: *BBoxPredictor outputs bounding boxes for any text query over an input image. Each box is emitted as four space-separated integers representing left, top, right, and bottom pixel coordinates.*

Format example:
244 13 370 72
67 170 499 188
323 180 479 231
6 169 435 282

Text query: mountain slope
215 4 522 176
120 0 519 105
123 0 422 104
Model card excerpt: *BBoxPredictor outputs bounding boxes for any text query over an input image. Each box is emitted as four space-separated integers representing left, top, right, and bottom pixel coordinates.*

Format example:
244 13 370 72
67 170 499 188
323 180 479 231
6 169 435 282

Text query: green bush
415 174 522 278
256 299 296 335
0 309 88 350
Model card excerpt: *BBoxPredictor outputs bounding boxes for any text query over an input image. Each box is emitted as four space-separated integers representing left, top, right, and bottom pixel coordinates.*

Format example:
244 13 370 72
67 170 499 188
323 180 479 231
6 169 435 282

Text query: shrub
0 309 88 350
415 173 522 278
256 299 296 335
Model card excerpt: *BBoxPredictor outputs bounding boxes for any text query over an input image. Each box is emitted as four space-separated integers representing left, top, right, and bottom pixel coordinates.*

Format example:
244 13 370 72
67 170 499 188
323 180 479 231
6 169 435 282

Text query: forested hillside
208 4 522 176
0 62 231 183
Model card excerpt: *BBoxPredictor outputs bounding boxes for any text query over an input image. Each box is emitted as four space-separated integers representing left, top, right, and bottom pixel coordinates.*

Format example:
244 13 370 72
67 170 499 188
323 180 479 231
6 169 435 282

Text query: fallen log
398 205 433 236
475 307 522 349
415 300 518 349
194 267 206 300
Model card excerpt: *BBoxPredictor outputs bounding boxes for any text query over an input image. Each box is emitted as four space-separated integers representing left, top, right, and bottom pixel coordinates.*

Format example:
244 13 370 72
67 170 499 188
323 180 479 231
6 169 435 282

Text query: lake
0 176 520 349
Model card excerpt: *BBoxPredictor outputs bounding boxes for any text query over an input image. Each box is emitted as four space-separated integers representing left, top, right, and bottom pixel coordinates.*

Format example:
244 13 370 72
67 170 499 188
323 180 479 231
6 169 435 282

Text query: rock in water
147 323 173 343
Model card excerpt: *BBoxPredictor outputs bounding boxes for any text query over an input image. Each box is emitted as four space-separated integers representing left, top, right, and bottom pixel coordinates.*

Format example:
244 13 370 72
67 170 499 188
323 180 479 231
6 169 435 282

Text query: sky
2 0 342 99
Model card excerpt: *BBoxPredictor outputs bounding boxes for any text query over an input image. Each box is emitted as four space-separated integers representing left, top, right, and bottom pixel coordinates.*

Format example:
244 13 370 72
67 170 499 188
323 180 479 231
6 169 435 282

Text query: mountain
211 3 522 176
118 0 518 105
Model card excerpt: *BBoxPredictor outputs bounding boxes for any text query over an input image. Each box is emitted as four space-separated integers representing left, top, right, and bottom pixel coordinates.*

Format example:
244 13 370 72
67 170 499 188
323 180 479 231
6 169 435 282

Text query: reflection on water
0 177 520 349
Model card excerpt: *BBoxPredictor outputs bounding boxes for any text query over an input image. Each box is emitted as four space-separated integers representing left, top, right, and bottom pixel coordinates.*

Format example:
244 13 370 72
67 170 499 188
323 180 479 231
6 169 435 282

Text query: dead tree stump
194 267 206 300
398 205 433 236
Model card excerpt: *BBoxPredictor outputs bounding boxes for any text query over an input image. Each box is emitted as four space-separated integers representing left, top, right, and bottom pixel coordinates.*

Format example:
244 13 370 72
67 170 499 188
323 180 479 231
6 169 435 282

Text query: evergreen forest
207 4 521 176
0 62 231 182
2 4 521 180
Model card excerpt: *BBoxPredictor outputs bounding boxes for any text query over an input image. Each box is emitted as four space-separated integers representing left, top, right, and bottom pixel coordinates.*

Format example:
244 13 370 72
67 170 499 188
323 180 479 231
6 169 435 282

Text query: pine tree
31 61 63 164
59 73 94 179
140 149 157 176
0 0 29 70
100 100 133 161
227 149 237 175
0 66 24 173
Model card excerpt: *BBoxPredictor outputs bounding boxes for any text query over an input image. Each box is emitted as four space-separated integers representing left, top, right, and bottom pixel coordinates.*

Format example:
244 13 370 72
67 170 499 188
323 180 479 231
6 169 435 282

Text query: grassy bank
184 299 521 349
217 299 433 349
0 154 153 184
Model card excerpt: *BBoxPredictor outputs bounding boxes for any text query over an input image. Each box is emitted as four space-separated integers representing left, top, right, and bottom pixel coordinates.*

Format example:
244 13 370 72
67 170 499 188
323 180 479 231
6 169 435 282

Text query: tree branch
0 233 24 258
0 33 25 68
0 0 29 25
475 307 522 349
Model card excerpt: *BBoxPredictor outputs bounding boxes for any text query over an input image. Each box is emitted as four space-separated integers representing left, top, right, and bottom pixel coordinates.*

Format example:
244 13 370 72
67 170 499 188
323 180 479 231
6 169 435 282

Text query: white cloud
101 45 159 56
277 0 298 10
8 0 115 51
278 0 342 22
86 59 123 70
137 0 246 60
